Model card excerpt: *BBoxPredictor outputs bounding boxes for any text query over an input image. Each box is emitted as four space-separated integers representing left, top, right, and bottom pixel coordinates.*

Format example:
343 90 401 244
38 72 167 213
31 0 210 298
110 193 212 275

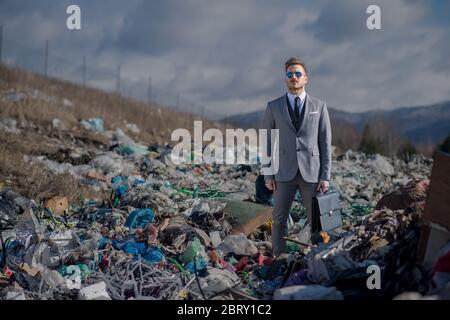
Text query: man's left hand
317 180 329 193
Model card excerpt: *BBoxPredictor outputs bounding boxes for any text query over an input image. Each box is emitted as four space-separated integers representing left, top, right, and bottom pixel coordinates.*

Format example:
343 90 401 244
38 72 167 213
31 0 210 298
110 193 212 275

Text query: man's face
285 64 308 92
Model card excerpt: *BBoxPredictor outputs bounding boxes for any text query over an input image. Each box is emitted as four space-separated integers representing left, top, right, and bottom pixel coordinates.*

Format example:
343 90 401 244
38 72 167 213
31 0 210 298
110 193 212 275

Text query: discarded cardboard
86 170 107 182
417 151 450 264
43 197 69 216
223 200 272 236
417 222 450 267
422 151 450 228
19 263 41 278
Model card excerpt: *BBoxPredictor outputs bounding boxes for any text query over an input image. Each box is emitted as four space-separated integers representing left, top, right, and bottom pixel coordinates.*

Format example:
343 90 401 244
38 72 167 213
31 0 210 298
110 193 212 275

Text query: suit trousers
271 170 319 256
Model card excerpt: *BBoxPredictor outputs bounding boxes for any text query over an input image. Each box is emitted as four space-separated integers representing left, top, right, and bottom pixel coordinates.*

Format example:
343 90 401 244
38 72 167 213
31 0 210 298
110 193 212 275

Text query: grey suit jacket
263 93 332 183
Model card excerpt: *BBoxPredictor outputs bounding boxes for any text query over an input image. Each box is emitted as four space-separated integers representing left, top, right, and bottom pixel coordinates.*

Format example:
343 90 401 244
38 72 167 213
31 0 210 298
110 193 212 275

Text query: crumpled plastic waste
180 238 207 264
125 208 154 229
274 284 344 300
218 233 258 256
80 118 104 132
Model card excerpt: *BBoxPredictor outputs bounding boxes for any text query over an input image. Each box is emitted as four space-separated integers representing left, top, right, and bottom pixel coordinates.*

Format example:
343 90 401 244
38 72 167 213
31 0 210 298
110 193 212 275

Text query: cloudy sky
1 0 449 118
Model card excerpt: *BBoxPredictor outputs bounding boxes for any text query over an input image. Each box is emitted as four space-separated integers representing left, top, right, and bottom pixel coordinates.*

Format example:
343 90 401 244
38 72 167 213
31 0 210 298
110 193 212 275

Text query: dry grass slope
0 64 230 203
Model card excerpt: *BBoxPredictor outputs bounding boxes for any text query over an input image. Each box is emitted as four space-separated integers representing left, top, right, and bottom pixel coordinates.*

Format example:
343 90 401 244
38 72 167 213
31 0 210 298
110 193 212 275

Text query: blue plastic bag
185 257 207 273
142 248 165 264
111 176 129 197
123 242 147 256
125 208 155 229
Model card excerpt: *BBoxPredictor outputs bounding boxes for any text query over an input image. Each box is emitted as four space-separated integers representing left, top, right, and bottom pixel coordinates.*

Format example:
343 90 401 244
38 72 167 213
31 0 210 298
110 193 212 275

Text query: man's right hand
265 179 276 191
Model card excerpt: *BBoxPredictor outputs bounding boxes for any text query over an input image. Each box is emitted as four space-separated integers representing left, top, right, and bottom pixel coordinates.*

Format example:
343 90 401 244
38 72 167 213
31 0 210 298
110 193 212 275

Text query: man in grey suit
263 57 332 257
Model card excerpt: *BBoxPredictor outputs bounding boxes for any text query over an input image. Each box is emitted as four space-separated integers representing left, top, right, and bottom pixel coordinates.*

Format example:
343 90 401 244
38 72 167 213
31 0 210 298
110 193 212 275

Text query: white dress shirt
287 90 306 113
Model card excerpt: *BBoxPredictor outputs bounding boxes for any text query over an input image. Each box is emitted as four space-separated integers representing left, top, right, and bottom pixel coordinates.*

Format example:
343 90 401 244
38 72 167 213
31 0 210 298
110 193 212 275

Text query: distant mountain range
222 100 450 145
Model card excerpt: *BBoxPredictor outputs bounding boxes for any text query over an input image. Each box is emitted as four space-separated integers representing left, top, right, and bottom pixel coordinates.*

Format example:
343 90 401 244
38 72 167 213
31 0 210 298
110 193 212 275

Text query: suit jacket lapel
279 94 297 134
298 94 311 134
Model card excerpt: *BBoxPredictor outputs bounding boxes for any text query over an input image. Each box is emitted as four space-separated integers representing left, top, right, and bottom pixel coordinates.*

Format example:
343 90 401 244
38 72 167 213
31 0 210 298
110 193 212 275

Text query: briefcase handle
317 182 331 196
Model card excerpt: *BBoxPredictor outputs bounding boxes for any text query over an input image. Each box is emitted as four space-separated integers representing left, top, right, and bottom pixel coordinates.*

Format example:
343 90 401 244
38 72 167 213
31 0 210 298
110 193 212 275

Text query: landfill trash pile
1 88 63 105
331 151 432 226
269 179 445 300
0 116 442 300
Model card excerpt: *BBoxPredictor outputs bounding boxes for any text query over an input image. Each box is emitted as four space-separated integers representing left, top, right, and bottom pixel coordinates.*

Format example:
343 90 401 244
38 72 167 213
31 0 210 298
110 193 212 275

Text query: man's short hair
284 57 308 74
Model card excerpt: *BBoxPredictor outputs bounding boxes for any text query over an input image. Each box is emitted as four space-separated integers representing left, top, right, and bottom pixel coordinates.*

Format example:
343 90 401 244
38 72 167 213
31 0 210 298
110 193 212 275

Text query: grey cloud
304 0 367 44
0 0 449 116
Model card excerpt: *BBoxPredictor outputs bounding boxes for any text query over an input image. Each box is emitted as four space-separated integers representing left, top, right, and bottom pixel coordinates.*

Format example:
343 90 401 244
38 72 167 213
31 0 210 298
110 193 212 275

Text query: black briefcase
311 191 342 233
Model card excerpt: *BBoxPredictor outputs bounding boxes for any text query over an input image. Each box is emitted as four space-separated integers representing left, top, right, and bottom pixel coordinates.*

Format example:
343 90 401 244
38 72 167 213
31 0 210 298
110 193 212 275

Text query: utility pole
148 76 152 105
82 54 86 86
0 25 3 63
116 65 121 94
44 40 49 77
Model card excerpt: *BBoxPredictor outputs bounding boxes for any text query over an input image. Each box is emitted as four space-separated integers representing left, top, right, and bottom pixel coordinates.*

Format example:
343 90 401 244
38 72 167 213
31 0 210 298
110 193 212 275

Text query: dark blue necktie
294 97 300 119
